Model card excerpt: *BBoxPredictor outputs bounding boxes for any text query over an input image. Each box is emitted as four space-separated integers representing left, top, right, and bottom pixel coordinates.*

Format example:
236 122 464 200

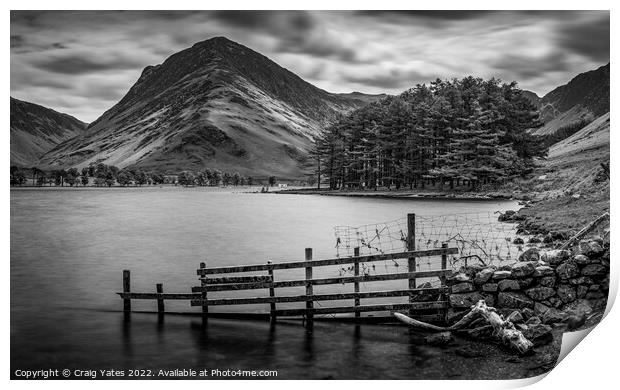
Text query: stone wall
445 238 610 325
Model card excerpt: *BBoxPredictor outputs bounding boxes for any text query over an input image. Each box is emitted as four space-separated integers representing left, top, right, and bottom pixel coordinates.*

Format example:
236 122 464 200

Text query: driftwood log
560 212 609 250
394 300 534 354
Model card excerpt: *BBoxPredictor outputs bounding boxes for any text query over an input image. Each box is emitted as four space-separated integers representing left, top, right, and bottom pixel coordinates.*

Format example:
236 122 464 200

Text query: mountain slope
10 97 86 166
533 63 609 136
40 37 365 178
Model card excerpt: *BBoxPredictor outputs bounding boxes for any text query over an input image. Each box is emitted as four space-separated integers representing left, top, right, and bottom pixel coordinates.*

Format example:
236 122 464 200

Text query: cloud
31 55 143 75
556 14 610 62
10 10 610 123
342 67 432 89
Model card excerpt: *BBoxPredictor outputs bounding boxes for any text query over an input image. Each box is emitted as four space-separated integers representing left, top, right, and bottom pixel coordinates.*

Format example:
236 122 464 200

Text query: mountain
520 90 541 108
10 97 87 167
40 37 367 179
533 63 609 136
336 92 389 105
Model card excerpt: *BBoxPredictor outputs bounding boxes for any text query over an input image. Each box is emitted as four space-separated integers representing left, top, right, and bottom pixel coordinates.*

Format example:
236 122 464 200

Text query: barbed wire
334 212 522 269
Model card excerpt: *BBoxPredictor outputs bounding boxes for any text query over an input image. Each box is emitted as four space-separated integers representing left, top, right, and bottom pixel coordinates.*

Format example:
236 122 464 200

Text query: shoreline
274 188 530 202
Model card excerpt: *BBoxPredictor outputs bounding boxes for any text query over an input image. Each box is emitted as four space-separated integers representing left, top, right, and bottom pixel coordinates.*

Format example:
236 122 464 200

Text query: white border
4 1 617 389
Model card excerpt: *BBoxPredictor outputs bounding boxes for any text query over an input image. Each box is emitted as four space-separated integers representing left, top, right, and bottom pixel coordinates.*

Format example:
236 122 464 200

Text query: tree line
10 163 277 188
310 77 547 191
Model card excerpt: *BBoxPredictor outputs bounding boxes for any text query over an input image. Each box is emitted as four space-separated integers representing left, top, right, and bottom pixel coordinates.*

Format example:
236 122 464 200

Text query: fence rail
117 213 456 326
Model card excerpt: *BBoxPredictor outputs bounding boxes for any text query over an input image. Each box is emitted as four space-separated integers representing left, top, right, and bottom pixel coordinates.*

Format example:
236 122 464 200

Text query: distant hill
533 63 609 136
40 37 367 179
336 92 389 105
10 97 86 167
520 90 541 108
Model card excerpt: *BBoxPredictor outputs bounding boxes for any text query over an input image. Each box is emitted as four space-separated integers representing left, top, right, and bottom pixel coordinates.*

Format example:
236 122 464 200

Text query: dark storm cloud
10 35 23 48
557 14 610 62
32 55 145 75
492 52 572 80
211 10 357 62
10 10 610 123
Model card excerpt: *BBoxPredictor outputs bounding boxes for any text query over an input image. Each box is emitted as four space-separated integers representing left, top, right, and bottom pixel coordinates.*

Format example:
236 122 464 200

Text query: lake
10 187 522 379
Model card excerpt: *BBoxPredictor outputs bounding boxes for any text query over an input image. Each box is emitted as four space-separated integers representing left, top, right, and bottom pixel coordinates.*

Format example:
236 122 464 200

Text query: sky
10 10 610 123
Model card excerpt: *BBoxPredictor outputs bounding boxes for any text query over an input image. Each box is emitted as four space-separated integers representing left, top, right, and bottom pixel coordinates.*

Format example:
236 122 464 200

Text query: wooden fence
118 213 458 325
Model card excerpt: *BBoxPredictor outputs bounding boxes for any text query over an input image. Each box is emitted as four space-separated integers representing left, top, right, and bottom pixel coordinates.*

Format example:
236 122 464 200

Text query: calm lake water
11 187 523 379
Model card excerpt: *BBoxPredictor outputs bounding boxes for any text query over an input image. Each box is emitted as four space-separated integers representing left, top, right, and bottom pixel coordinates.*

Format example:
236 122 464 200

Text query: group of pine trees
311 77 547 190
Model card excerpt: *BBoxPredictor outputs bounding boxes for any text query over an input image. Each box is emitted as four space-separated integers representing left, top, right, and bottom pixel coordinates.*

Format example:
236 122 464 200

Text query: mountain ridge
10 97 87 167
532 62 609 136
40 36 367 178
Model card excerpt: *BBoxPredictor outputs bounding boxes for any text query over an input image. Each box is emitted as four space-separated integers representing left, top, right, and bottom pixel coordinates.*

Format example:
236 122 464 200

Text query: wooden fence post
305 248 313 328
354 247 360 320
406 214 416 315
200 262 208 317
441 243 449 322
267 261 276 325
123 270 131 312
156 283 164 313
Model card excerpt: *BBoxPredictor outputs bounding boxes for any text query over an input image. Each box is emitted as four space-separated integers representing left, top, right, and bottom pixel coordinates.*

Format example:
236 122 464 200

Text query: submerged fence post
407 213 416 315
268 261 276 325
354 247 360 320
123 270 131 312
305 248 314 328
156 283 164 313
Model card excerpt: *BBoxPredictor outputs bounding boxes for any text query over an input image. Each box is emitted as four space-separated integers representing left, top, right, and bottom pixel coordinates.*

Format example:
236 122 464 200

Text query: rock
557 284 577 303
498 279 521 291
451 282 474 293
551 231 568 241
590 235 604 245
581 264 607 277
577 285 589 299
528 236 542 244
525 316 542 326
474 268 495 285
533 266 554 277
556 261 579 280
497 292 534 309
506 310 524 323
511 261 536 278
541 307 567 325
549 296 563 308
562 299 593 314
482 294 496 307
493 270 512 280
569 276 594 285
573 254 591 265
534 302 551 316
538 276 556 287
449 292 485 308
521 307 535 320
578 240 604 257
482 283 498 292
518 278 534 289
522 323 553 346
585 291 606 300
425 331 454 346
454 272 471 282
540 249 570 265
542 234 554 244
518 248 540 262
525 287 556 301
513 237 524 245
